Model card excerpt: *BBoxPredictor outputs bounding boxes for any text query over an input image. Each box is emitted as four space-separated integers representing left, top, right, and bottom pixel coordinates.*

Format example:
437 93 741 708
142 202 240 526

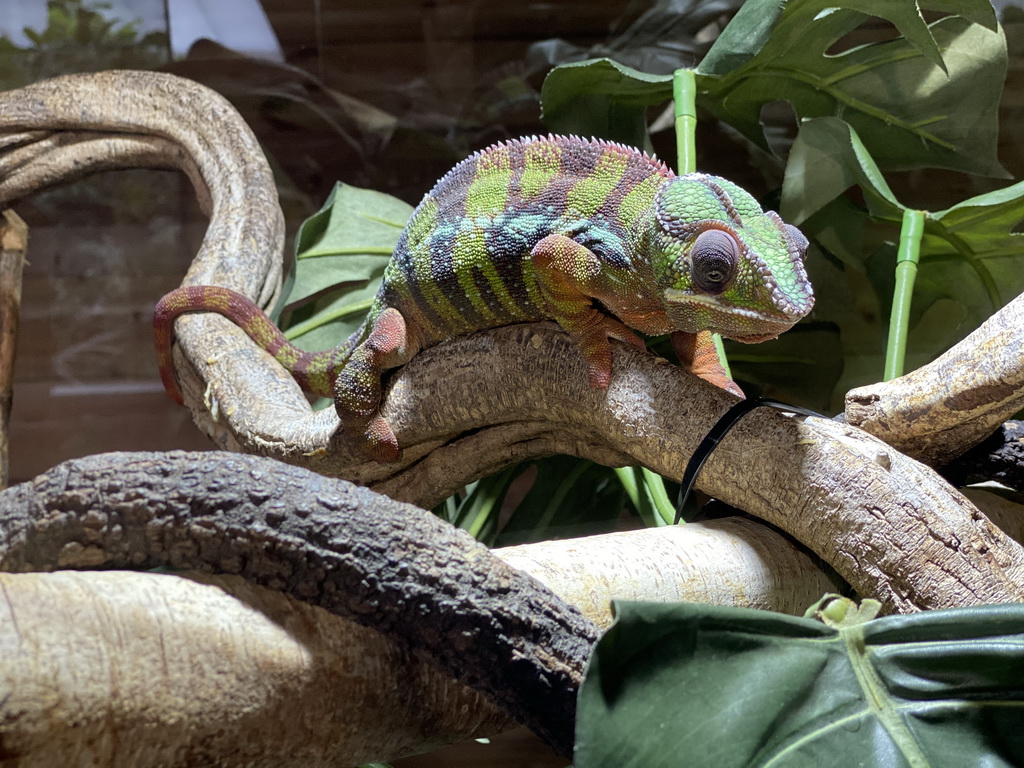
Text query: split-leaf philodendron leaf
575 600 1024 768
784 116 1024 326
541 0 1005 177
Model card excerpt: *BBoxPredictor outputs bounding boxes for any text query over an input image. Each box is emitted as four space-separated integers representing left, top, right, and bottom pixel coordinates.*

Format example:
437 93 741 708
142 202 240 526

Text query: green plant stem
614 466 675 527
885 209 925 380
673 68 698 175
673 68 733 384
534 460 590 533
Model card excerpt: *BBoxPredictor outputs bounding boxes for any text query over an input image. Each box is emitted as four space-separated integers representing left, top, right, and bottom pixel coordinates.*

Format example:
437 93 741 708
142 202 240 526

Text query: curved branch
0 499 838 767
2 72 1022 617
0 451 595 757
0 570 517 767
845 291 1024 466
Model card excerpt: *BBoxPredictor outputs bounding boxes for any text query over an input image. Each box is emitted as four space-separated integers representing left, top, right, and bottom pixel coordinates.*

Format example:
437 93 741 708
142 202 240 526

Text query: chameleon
154 134 814 462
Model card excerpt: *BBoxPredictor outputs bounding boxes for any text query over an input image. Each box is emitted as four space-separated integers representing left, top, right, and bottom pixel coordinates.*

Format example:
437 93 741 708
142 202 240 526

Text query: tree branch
0 450 595 756
845 291 1024 466
2 71 1022 617
0 451 845 763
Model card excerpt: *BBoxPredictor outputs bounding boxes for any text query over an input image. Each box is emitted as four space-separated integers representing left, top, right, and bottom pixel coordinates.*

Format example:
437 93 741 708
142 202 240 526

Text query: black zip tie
675 398 824 525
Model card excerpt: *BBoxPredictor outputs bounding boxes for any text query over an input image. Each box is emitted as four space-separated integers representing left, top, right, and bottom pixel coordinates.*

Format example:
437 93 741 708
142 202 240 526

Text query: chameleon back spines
384 135 677 345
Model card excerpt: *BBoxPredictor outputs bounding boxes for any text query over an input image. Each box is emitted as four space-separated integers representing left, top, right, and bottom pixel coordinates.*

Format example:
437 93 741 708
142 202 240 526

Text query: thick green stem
673 69 698 175
884 209 925 381
673 68 733 385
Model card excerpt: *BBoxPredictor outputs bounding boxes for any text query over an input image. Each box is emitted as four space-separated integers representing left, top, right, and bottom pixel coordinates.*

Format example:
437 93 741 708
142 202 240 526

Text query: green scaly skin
155 135 814 461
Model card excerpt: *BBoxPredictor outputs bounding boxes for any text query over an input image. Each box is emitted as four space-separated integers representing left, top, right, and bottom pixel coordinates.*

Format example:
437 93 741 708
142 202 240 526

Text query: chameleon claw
364 415 401 463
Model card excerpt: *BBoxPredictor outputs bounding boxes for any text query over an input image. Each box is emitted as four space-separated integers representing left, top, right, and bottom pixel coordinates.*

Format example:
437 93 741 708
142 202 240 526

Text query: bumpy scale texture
154 135 814 461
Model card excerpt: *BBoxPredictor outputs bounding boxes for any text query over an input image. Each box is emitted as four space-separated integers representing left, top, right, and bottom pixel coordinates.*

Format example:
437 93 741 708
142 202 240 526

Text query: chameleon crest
155 135 814 461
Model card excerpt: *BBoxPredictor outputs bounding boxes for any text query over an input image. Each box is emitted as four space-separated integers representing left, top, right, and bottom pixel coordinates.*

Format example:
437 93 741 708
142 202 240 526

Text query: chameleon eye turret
689 228 739 295
652 173 813 344
783 222 809 260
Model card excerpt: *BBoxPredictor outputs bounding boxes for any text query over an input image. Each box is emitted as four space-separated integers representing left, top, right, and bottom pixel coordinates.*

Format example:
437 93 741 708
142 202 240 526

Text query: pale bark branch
845 291 1024 466
0 570 516 768
0 451 595 757
2 71 1022 615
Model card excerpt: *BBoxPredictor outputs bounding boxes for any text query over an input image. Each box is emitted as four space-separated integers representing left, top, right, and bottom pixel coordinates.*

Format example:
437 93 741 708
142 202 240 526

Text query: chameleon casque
155 135 814 461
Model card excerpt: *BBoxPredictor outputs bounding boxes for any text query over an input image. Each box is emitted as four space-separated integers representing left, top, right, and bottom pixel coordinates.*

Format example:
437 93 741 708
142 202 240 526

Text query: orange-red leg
334 308 415 462
531 234 645 389
671 330 743 397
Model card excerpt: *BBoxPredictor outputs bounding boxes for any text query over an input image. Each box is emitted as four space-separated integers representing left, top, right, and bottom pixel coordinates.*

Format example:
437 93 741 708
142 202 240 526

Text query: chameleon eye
690 229 739 295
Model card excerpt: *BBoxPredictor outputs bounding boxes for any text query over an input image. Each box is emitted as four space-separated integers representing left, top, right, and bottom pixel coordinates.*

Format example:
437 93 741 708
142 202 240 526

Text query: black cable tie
674 398 824 524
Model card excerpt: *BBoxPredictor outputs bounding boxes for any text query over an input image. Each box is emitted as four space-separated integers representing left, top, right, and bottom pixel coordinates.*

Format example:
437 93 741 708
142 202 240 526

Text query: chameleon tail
153 285 358 404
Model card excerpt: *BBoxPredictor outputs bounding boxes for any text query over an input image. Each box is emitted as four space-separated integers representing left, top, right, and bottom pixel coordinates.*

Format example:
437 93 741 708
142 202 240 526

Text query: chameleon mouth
664 292 802 342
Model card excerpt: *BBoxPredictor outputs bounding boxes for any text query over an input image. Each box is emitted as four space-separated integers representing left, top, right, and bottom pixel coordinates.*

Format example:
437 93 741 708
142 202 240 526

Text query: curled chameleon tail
153 286 357 404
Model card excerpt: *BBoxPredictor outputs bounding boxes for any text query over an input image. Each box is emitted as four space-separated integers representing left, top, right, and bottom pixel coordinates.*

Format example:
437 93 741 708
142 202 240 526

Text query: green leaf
781 116 904 225
724 322 844 413
540 3 1004 175
698 3 1006 177
785 116 1024 316
283 182 412 351
496 458 626 546
292 181 411 302
437 465 521 545
575 601 1024 768
539 58 671 148
924 179 1024 309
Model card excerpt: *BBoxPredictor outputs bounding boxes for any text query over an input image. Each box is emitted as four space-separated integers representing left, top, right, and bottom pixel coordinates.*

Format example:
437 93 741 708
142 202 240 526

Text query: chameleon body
155 135 814 461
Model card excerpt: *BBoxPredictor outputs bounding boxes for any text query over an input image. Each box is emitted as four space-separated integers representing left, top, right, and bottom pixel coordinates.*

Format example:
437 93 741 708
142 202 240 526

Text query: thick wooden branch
2 71 1022 618
845 291 1024 466
0 451 594 756
0 570 517 767
0 452 840 764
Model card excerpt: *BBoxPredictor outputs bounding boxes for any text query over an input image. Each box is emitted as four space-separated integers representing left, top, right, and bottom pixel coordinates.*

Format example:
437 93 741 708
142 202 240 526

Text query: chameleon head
652 174 814 342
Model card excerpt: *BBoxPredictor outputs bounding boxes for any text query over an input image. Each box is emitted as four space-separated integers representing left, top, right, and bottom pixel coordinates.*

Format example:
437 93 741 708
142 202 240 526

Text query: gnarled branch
2 70 1023 617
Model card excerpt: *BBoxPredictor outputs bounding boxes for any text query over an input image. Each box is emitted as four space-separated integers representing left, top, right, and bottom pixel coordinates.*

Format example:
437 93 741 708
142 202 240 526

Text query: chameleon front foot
671 330 743 398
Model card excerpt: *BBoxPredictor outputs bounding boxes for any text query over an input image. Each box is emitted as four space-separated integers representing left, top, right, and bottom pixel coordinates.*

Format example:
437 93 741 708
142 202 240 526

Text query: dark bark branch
0 450 597 757
942 420 1024 492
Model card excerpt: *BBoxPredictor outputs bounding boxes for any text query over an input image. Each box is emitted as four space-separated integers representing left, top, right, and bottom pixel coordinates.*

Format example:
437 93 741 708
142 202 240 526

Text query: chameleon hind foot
335 307 412 462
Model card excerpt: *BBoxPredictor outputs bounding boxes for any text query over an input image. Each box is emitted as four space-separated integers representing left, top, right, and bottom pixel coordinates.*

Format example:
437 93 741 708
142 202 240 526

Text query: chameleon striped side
379 135 676 348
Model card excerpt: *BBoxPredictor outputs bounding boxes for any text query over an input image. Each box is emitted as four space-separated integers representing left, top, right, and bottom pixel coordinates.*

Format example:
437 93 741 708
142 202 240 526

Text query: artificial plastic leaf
575 600 1024 768
785 116 1024 315
780 116 1024 397
697 0 1005 177
496 457 626 546
781 116 903 226
923 179 1024 310
539 58 671 149
542 1 1005 176
283 182 412 351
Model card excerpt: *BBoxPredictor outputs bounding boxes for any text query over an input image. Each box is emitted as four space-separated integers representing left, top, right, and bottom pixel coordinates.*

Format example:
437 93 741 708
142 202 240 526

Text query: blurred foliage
0 0 169 88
